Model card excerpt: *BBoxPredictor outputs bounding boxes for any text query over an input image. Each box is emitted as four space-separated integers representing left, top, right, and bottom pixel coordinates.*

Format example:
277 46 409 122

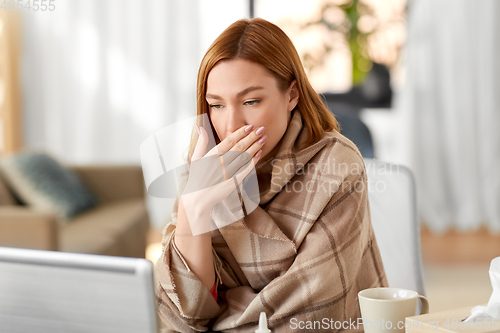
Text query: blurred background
1 0 499 313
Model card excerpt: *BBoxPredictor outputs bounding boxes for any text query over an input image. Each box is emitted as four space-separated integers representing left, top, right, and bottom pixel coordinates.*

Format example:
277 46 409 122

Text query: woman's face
206 58 298 161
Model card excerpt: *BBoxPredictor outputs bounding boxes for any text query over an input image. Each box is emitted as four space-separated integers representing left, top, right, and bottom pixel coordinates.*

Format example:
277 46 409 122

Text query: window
0 11 23 153
256 0 406 92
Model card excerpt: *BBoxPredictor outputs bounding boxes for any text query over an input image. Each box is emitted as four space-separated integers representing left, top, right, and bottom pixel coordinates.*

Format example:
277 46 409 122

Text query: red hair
191 18 338 159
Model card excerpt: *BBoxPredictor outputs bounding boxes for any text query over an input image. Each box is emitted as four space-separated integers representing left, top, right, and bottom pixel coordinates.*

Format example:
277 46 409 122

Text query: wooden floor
420 225 500 265
420 224 499 312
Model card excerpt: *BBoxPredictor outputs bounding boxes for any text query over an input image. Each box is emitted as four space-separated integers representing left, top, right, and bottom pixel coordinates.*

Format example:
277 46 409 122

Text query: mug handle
418 295 429 314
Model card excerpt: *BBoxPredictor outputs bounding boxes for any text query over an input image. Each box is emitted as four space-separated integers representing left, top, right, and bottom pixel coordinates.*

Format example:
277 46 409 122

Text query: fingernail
258 135 267 144
255 126 265 135
195 124 201 135
245 125 254 132
255 150 262 158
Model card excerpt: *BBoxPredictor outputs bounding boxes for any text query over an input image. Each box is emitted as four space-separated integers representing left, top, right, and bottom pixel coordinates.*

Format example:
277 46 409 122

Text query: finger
233 149 263 184
223 135 266 178
229 126 265 154
223 151 253 178
221 128 266 167
212 124 260 156
191 124 209 161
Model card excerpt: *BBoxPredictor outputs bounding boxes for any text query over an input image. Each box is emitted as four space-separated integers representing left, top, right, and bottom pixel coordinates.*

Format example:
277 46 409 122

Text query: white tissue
464 257 500 322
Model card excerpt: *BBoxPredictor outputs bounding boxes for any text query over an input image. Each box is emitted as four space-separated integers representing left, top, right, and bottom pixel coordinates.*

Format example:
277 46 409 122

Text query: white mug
358 287 429 333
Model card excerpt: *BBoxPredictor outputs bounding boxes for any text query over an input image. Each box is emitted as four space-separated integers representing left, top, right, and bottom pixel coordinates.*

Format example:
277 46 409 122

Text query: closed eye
209 104 223 110
244 100 260 106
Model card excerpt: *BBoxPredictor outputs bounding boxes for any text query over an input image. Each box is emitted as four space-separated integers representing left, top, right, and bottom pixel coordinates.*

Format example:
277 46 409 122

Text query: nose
226 106 246 135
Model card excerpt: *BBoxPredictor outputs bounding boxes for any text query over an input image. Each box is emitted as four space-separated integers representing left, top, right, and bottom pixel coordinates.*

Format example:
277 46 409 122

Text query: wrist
178 197 213 236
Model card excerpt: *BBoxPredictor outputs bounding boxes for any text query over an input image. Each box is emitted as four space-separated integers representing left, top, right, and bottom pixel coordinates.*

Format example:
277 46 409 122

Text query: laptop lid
0 246 158 333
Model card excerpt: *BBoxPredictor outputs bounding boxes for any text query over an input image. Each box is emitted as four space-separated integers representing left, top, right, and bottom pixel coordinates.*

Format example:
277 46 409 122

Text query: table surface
406 305 500 333
158 306 499 333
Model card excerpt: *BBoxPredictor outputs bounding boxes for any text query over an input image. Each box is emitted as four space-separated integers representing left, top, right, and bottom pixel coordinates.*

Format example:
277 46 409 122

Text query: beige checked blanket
155 110 388 332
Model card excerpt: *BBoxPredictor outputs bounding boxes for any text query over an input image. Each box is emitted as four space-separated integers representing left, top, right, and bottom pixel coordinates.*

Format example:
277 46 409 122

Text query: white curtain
21 0 249 227
21 0 201 227
395 0 500 232
22 0 200 164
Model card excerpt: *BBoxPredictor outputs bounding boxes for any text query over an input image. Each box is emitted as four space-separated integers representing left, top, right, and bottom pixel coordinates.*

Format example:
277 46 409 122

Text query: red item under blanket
210 281 218 301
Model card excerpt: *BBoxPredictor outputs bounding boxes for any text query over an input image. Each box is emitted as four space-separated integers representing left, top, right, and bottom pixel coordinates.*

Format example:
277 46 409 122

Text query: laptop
0 246 159 333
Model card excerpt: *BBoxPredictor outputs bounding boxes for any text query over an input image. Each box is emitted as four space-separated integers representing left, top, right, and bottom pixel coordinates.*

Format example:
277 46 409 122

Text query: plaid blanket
155 110 388 332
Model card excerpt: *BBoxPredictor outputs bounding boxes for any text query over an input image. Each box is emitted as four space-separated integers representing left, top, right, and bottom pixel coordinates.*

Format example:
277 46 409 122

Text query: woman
155 18 387 332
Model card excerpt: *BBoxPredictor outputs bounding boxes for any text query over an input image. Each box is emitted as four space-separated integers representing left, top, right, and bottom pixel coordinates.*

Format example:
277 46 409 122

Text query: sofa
0 165 150 258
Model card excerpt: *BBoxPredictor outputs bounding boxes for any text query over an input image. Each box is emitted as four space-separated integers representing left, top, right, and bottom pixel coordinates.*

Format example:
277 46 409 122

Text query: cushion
0 176 16 206
60 199 149 257
0 151 98 219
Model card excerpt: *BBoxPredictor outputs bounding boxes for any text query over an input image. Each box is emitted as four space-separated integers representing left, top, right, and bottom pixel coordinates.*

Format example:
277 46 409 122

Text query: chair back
364 158 426 296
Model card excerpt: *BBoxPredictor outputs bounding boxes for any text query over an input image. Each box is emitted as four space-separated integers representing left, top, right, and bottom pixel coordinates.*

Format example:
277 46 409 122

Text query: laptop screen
0 247 158 333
